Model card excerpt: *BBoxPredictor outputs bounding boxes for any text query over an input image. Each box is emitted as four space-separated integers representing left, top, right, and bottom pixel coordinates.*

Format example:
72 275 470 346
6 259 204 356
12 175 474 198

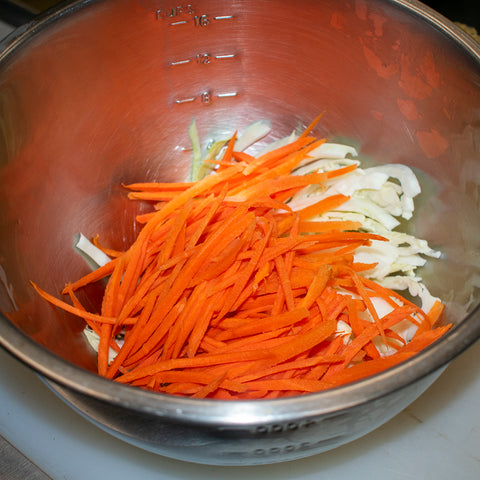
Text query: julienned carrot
317 352 417 389
33 114 450 399
32 283 137 325
296 194 350 220
298 111 326 139
215 307 310 341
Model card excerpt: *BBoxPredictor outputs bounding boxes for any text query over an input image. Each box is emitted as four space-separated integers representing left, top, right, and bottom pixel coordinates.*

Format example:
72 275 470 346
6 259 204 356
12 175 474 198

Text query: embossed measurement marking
169 52 236 67
155 4 195 19
170 59 192 66
170 14 234 27
155 4 234 27
158 7 238 106
214 54 236 60
175 96 196 104
216 92 238 98
175 90 238 105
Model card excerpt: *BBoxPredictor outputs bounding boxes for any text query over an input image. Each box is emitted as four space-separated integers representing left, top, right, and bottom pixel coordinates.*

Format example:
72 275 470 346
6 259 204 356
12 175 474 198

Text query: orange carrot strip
323 305 416 378
169 283 212 360
62 258 118 293
157 198 194 264
298 264 332 310
124 181 195 192
242 136 315 175
128 163 243 223
114 348 274 384
187 293 219 357
318 352 416 389
298 111 326 139
220 221 273 315
350 271 386 343
215 307 309 342
63 284 100 333
267 317 337 364
425 299 445 328
98 255 126 375
359 276 426 317
400 324 451 353
242 378 324 393
31 282 136 325
91 235 124 258
191 372 228 398
324 162 358 179
227 150 309 196
121 286 188 368
345 297 381 360
106 293 167 378
274 255 296 311
298 220 362 233
304 335 346 380
296 194 350 220
227 172 331 202
97 323 112 377
221 131 237 165
236 354 344 383
232 151 256 163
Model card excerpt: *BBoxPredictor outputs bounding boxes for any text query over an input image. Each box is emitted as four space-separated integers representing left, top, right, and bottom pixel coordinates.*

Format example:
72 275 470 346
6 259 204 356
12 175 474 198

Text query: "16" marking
194 15 210 27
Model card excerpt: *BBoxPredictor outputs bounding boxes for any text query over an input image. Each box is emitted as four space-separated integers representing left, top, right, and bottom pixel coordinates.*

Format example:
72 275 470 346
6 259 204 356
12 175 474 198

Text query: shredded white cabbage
234 119 272 153
279 130 440 351
335 320 353 345
84 326 123 362
188 118 203 182
283 139 441 313
74 233 111 268
308 142 358 160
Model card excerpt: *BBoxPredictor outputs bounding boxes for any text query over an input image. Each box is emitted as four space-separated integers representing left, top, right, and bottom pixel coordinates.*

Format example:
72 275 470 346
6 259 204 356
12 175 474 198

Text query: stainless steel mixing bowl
0 0 479 466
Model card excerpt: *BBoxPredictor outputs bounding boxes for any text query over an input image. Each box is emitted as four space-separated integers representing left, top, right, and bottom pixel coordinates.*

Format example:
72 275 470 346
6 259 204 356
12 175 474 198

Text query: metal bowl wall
0 0 479 466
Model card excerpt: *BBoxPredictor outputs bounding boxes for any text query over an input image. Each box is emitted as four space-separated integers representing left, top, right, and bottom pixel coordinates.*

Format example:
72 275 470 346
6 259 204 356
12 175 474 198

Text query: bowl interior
0 0 479 380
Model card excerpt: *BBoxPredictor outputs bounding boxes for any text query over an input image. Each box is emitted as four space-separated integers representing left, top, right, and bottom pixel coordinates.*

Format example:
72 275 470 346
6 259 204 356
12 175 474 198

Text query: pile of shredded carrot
32 115 450 399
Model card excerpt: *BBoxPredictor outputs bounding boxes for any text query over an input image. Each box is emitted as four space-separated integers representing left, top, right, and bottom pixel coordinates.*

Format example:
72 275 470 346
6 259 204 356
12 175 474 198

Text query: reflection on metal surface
0 265 18 311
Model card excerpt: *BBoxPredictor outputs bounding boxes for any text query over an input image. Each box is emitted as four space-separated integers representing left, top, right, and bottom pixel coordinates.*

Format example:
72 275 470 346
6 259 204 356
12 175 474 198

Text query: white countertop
1 340 479 480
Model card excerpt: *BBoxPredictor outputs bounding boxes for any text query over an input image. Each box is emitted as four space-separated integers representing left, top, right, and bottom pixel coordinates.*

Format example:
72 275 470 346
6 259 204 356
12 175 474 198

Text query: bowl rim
1 301 479 426
0 0 480 426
